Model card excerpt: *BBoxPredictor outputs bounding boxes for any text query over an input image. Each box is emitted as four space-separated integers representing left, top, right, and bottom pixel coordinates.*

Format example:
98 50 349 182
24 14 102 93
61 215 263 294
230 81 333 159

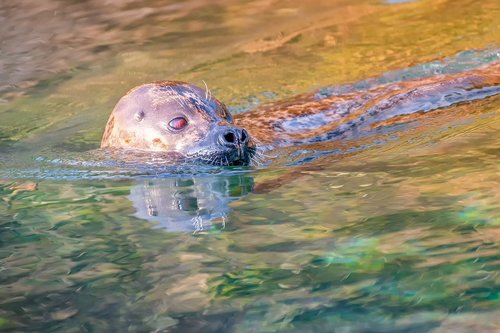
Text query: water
1 0 499 332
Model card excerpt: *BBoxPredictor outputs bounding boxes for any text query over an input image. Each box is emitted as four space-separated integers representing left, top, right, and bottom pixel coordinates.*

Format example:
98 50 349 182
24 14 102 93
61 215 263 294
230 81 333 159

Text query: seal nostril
224 132 236 144
240 129 248 143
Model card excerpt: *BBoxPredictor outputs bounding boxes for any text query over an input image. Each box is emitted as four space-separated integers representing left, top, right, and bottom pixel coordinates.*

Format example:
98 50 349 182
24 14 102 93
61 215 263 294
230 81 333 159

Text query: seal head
101 81 254 166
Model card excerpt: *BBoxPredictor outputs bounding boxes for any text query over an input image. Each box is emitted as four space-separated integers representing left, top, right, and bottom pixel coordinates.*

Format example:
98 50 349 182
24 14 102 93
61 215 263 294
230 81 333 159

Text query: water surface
0 0 499 332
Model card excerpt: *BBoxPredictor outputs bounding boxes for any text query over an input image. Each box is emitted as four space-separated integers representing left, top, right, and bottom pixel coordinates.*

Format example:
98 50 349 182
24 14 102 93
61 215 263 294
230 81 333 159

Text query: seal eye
168 117 188 131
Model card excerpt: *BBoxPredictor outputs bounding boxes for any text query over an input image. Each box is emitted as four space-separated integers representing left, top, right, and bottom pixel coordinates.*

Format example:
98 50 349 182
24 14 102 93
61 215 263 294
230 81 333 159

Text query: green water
1 0 499 332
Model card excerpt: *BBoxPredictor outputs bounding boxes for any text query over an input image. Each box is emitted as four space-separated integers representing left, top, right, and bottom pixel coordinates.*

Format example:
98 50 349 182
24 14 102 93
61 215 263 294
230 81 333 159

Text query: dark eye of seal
168 117 188 131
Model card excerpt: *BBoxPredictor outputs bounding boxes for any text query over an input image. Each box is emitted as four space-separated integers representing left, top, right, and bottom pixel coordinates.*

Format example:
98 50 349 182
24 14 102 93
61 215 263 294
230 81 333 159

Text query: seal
101 81 255 166
102 62 499 166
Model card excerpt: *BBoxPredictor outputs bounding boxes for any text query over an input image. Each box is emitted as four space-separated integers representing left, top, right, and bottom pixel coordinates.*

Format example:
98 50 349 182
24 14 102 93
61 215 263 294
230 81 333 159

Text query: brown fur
235 62 500 144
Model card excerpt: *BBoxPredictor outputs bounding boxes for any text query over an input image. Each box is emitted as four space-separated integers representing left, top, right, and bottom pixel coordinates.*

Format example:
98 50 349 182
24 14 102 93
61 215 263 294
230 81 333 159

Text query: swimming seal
101 81 255 166
102 62 499 166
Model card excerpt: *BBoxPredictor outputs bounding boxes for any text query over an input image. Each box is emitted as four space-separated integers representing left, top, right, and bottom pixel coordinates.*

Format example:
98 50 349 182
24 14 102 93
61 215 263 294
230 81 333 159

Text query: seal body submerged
101 81 254 166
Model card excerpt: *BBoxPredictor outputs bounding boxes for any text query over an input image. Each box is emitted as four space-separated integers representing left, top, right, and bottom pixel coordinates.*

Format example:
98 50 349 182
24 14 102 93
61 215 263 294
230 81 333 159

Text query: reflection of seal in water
101 81 255 166
129 175 254 232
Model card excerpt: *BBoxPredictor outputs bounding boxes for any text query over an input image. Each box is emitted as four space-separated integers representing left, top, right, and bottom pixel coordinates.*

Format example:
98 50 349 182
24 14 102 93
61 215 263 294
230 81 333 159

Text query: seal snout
215 127 253 164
